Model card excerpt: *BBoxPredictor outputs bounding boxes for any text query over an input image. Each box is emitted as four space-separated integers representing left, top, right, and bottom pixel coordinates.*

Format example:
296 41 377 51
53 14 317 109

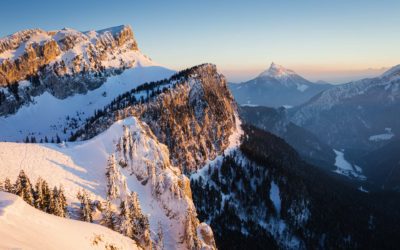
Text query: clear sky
1 0 399 83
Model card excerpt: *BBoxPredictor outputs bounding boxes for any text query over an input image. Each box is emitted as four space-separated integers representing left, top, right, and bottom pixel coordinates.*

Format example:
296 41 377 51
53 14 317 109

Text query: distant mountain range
289 65 400 189
290 64 400 152
229 63 332 107
238 64 400 190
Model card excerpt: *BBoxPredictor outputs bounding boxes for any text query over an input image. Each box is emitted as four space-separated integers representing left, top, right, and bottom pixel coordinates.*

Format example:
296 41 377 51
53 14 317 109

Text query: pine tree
58 185 68 217
34 177 46 210
56 134 61 144
129 192 152 249
30 136 36 143
0 180 3 192
48 188 56 214
105 155 120 200
44 136 49 143
101 200 116 230
42 180 53 213
118 198 133 238
14 170 34 206
4 178 13 193
52 186 66 217
77 190 93 222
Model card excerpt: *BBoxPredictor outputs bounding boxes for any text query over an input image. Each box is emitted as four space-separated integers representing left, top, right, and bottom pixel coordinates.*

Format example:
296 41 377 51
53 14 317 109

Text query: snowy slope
0 191 141 250
0 116 214 250
0 65 174 142
333 149 366 180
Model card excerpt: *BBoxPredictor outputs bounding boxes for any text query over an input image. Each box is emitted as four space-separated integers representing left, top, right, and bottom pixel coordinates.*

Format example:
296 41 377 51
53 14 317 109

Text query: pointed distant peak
259 62 296 78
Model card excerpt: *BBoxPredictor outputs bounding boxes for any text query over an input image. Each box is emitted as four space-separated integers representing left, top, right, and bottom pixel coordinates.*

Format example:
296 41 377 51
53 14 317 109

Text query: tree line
0 170 68 217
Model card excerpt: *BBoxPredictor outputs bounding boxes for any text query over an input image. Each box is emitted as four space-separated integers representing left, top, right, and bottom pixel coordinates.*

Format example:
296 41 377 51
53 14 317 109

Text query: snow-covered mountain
0 191 141 250
0 25 174 141
0 26 227 250
0 59 239 249
229 63 332 107
290 64 400 151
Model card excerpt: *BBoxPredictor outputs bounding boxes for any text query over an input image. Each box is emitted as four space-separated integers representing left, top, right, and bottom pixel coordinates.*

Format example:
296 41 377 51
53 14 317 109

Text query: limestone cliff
0 25 151 115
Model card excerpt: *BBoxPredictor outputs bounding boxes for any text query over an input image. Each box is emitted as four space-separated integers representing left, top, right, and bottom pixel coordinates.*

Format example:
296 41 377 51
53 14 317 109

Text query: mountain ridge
0 24 155 116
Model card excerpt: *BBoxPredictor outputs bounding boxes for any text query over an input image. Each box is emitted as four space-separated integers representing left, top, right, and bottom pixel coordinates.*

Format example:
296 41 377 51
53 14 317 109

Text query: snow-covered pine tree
14 170 34 206
77 190 93 222
118 197 134 238
4 178 14 193
0 180 3 192
34 177 46 210
52 186 68 217
58 185 68 217
129 192 152 250
101 200 116 230
48 188 56 214
42 180 53 213
106 154 120 200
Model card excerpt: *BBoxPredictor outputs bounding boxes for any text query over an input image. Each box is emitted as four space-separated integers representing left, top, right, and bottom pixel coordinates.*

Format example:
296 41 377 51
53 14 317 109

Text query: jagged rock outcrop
0 25 150 116
132 64 238 173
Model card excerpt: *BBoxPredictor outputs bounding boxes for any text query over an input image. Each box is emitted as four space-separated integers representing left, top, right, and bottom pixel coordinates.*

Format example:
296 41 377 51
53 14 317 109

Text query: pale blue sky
1 0 399 83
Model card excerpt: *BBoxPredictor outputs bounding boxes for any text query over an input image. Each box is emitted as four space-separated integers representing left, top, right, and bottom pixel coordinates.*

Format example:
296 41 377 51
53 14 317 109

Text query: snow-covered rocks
0 25 168 117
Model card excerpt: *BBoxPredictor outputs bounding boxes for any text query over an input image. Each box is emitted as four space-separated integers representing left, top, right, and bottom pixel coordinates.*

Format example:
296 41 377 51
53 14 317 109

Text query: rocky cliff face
73 64 239 174
0 25 150 116
133 64 238 173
